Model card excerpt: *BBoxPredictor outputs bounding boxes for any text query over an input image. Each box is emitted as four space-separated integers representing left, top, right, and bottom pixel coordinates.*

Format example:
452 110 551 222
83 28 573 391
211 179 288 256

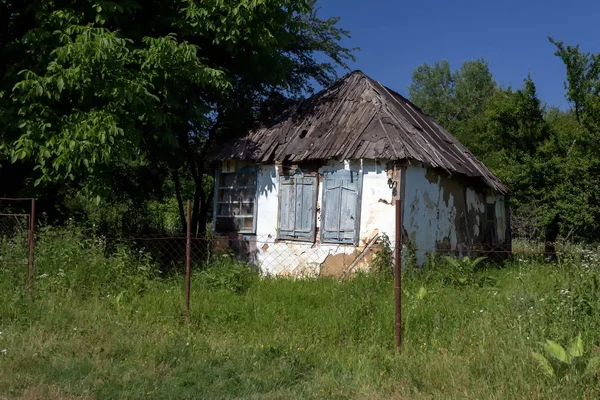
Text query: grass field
1 229 600 399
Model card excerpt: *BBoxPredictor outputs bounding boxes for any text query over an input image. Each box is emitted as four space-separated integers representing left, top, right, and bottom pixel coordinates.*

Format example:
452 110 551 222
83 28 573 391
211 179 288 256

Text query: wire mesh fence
0 212 30 265
3 197 593 295
74 232 574 278
0 198 35 291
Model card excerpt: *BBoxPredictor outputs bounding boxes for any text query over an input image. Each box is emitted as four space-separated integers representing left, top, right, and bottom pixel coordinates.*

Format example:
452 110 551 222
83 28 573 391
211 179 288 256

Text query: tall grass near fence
1 228 600 398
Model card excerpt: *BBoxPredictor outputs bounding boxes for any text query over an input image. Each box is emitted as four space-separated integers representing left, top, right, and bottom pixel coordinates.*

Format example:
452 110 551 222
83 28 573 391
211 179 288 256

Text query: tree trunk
172 166 186 233
192 182 202 237
544 219 560 260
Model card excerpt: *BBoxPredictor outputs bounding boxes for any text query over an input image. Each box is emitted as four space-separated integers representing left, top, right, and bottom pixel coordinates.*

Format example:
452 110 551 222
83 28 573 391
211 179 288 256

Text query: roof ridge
213 71 508 194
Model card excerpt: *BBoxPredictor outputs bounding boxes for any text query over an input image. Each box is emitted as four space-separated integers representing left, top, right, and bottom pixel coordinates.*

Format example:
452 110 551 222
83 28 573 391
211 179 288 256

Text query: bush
32 226 159 297
371 234 394 280
197 254 259 294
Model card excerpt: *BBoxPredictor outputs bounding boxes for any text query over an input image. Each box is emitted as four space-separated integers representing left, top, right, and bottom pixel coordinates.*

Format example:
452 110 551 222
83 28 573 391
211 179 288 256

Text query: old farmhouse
213 71 510 276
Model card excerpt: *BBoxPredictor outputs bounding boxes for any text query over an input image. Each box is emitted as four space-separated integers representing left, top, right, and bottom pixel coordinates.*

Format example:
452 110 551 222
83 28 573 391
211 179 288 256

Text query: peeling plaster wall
252 159 395 277
403 163 509 266
217 160 508 275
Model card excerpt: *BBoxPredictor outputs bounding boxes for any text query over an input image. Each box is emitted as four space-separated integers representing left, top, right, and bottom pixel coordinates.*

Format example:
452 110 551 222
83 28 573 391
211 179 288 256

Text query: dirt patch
320 252 358 278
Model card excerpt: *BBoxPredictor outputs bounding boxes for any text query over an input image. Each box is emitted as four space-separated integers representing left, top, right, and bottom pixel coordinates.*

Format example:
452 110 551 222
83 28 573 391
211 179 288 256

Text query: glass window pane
215 169 257 233
219 172 236 187
215 217 235 232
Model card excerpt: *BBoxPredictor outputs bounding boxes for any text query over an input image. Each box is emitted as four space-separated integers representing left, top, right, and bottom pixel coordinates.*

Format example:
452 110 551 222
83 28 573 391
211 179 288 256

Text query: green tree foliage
409 58 495 132
410 51 600 246
0 0 354 233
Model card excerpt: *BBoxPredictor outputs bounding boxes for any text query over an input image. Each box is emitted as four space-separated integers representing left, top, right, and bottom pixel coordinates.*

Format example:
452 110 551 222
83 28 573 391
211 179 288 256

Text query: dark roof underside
214 71 508 194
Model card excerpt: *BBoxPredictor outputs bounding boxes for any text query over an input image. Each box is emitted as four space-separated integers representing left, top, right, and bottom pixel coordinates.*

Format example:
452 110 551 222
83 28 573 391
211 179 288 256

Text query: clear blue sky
317 0 600 109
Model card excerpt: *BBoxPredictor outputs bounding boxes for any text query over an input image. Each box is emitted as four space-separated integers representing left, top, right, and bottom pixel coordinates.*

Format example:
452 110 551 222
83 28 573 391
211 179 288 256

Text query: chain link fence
77 232 572 278
0 198 35 290
5 198 593 294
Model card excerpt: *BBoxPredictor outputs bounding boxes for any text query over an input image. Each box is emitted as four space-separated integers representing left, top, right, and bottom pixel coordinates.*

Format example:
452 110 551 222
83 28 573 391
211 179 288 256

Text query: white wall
221 160 508 275
403 163 508 266
253 159 395 276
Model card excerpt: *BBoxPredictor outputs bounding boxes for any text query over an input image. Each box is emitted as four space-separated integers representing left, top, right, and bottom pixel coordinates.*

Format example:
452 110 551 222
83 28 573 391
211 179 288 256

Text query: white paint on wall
489 194 507 243
253 159 396 276
466 188 484 237
221 159 509 275
402 163 509 266
403 163 458 265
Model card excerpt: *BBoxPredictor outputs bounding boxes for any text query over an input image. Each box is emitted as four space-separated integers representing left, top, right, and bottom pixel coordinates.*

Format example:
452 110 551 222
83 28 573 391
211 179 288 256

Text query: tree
549 38 600 125
410 55 600 250
0 0 355 234
408 60 456 125
409 58 496 135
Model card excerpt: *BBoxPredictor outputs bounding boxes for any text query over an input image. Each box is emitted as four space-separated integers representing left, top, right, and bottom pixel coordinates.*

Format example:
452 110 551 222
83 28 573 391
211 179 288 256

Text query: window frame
213 166 259 234
485 202 497 245
320 168 363 245
276 172 318 242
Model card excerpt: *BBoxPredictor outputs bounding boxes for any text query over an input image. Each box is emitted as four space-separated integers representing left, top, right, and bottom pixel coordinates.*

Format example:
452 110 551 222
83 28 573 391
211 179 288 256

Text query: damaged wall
252 159 395 277
402 163 509 266
214 159 509 276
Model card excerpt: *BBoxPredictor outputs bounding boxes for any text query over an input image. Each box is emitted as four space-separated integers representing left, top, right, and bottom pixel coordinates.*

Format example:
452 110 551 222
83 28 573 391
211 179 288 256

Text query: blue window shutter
278 174 317 240
322 169 362 244
278 176 295 238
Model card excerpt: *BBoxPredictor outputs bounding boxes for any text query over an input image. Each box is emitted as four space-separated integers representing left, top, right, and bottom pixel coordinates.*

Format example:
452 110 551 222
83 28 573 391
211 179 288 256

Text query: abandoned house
212 71 510 276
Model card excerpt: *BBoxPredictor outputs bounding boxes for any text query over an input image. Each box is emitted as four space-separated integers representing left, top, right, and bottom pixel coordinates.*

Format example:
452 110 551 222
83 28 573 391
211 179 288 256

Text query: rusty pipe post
394 176 403 352
185 200 192 322
27 198 36 295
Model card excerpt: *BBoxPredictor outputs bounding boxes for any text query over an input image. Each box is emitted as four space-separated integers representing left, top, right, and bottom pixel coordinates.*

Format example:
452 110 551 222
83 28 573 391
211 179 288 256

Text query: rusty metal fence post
185 200 192 322
394 196 403 352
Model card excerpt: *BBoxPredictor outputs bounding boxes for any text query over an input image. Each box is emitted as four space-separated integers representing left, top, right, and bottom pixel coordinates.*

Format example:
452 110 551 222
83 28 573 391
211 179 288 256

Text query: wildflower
480 309 484 313
1 349 6 355
186 342 190 347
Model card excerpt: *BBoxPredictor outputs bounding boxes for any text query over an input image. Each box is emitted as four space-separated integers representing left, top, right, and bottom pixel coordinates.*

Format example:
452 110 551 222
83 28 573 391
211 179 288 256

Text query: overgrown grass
1 228 600 399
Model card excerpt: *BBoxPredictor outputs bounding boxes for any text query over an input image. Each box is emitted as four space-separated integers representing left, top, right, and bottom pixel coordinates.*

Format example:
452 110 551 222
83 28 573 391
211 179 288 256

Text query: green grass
1 229 600 399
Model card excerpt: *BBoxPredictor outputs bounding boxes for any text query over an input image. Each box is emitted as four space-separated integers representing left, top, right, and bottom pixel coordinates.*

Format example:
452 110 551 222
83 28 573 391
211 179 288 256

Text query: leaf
416 287 428 300
544 340 569 364
471 257 487 267
57 77 65 92
567 334 583 358
533 351 555 377
444 256 460 268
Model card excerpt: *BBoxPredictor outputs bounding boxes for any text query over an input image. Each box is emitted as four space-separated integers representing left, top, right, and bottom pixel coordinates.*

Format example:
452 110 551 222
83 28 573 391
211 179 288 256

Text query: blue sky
317 0 600 109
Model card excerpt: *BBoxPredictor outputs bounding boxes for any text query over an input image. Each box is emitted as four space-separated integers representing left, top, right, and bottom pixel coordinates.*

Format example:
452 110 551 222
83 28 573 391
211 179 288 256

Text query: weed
1 229 600 398
533 334 600 379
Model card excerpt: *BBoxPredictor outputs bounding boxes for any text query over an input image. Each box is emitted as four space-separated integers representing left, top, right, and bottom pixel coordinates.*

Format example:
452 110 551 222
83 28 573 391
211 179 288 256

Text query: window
278 173 317 241
486 203 495 222
485 202 497 245
321 169 362 244
214 168 257 233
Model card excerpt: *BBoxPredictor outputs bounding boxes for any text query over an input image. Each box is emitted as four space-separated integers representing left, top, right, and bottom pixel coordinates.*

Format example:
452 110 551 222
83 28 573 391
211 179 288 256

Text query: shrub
371 234 394 280
33 226 159 297
197 254 259 294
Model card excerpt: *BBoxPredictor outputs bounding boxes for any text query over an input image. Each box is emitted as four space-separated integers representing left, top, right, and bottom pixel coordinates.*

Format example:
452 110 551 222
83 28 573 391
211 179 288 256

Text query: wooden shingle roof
215 71 508 194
